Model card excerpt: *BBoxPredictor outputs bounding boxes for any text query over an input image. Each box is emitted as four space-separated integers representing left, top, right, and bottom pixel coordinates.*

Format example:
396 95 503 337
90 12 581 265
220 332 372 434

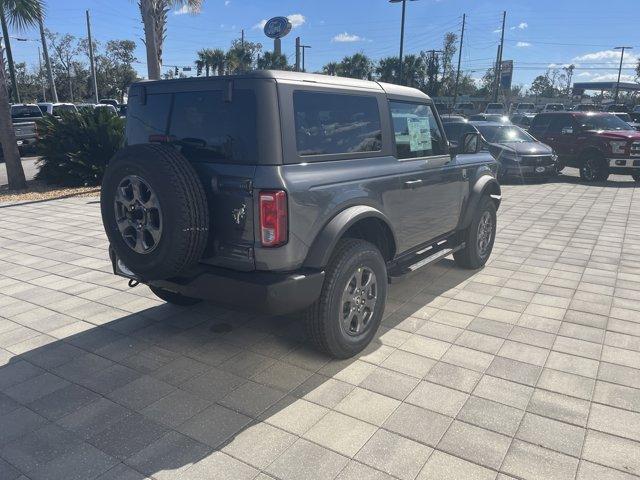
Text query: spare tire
101 144 209 280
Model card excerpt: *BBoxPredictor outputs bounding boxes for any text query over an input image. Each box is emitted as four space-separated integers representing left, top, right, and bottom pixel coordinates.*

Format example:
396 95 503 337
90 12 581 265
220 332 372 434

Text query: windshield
477 125 534 143
578 114 634 131
52 104 77 115
487 103 504 109
11 105 42 119
546 104 563 111
615 113 632 122
518 104 535 110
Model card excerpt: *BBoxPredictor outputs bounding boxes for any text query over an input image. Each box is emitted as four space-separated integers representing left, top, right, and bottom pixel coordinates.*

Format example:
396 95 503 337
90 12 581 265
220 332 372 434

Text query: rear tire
579 153 609 182
454 196 497 270
150 286 201 306
305 239 387 359
632 173 640 183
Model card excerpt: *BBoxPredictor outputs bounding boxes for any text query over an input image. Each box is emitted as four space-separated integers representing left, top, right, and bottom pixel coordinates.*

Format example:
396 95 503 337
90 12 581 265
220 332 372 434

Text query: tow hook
128 279 140 288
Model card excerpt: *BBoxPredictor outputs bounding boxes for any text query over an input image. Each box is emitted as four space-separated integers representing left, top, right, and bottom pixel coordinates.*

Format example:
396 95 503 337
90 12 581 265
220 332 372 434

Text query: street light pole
614 46 632 104
301 45 311 72
390 0 418 85
453 13 466 107
38 12 58 103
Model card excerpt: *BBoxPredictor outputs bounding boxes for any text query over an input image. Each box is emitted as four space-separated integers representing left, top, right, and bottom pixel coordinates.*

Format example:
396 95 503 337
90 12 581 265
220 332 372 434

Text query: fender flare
460 174 501 229
303 205 397 269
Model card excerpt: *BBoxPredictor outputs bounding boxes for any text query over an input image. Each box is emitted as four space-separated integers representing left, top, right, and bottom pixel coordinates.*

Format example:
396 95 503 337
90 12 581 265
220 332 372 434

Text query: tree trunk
0 11 19 103
0 47 26 190
140 0 160 80
68 67 73 102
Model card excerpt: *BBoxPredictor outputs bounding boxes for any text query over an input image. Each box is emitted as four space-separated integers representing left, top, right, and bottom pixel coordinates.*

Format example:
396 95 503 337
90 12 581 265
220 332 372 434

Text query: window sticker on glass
407 117 432 152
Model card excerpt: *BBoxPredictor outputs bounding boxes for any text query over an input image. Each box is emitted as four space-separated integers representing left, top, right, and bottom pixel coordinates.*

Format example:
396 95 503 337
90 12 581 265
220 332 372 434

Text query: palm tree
139 0 203 80
376 56 400 83
403 54 426 89
322 61 339 76
257 51 289 71
196 48 213 76
209 48 226 75
338 53 374 80
0 0 44 190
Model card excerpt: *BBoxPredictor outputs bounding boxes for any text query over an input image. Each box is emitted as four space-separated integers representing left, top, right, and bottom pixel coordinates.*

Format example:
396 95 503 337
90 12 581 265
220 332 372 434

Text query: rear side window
390 101 445 158
548 115 574 133
126 93 172 145
293 91 382 156
11 106 42 119
168 90 258 164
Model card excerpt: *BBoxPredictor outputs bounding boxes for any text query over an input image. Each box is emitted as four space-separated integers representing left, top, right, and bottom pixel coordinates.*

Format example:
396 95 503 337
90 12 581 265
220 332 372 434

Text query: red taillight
259 190 288 247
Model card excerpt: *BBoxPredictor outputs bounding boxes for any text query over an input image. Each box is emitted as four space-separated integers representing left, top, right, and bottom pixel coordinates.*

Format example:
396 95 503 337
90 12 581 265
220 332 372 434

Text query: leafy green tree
46 30 79 101
403 54 426 89
226 38 262 74
529 73 555 97
0 0 45 190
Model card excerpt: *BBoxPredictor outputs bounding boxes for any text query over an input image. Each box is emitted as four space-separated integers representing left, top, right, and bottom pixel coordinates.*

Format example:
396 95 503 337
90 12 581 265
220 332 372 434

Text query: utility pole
0 11 19 102
453 13 466 107
86 10 99 104
614 46 632 104
38 46 45 101
241 29 244 49
38 12 57 102
301 45 311 72
493 10 506 103
295 37 300 71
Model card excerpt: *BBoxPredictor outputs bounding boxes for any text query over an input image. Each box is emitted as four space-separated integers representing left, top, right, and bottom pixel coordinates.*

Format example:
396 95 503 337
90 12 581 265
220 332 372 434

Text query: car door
545 114 579 165
386 100 463 252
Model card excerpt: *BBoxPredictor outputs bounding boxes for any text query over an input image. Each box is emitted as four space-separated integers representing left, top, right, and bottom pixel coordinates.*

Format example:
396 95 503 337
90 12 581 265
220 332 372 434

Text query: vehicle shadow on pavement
0 259 477 479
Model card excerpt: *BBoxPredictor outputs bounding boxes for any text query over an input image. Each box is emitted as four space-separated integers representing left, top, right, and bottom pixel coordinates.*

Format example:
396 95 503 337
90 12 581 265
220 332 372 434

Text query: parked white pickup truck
10 104 43 153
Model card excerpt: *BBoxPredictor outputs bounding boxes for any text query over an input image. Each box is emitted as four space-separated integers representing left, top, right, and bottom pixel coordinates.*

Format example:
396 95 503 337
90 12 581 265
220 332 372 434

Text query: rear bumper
109 247 325 315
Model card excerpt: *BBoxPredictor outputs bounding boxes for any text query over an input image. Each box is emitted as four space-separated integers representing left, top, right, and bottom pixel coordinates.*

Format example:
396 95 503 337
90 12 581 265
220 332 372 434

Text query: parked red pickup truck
529 112 640 182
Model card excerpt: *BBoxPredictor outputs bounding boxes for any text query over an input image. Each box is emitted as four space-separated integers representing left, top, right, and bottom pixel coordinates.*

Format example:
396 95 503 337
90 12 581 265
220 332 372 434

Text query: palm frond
2 0 44 30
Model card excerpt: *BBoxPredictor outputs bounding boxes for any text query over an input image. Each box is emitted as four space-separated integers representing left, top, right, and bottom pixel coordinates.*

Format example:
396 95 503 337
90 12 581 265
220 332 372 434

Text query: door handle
404 179 423 189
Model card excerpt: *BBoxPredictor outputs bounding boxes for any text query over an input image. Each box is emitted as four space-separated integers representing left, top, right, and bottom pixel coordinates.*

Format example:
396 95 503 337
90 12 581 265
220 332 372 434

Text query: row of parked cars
8 99 126 155
440 109 640 183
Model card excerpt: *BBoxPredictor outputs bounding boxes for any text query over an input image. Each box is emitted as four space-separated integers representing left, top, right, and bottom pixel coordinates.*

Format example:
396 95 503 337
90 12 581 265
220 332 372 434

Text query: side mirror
461 132 481 154
561 126 573 135
448 140 459 155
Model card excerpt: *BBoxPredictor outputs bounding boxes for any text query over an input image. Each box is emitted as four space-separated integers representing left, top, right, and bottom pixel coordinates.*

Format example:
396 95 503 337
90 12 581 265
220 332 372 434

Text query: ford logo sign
264 16 292 39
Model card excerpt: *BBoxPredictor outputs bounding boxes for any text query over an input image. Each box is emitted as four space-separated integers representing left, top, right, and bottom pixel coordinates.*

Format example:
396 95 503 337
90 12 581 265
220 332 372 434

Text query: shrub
35 109 125 187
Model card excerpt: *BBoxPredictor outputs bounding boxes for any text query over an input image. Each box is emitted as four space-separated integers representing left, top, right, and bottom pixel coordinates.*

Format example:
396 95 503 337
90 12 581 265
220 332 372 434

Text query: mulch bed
0 180 100 203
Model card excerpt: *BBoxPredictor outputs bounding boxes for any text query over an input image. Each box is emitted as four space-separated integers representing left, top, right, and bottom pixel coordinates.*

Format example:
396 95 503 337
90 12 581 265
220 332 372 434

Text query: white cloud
492 29 501 34
332 32 363 43
173 4 199 15
518 22 528 29
287 13 306 28
516 41 531 48
253 19 267 29
224 0 230 5
576 72 636 82
253 13 306 30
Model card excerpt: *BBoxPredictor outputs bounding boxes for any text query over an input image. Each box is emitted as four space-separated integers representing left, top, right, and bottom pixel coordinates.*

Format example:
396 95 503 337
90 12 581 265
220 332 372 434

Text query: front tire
305 239 387 359
454 196 497 270
632 173 640 183
149 286 201 306
579 153 609 182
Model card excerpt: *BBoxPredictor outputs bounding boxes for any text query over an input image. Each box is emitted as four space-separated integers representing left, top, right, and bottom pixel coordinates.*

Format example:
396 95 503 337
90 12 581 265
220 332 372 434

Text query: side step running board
388 242 465 283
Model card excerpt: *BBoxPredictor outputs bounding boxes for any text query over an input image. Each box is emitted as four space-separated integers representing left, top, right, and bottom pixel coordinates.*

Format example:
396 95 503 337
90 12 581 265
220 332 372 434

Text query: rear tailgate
13 121 37 141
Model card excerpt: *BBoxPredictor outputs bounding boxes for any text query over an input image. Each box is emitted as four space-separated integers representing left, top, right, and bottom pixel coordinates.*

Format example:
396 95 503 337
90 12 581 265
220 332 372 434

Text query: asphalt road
0 157 39 186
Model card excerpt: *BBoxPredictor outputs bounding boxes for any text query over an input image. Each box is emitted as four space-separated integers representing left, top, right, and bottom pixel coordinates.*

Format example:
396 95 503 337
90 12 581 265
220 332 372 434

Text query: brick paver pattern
0 171 639 480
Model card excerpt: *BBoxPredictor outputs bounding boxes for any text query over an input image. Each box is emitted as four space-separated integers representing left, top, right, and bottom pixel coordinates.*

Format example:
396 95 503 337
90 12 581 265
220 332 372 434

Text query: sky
7 0 640 91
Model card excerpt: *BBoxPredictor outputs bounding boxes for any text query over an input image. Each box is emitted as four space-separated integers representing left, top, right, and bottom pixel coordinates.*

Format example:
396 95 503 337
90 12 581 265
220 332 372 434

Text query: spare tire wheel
101 144 209 280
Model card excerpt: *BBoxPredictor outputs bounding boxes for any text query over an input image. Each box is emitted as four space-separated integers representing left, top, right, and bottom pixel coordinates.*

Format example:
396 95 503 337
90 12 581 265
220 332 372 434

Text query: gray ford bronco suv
101 71 501 358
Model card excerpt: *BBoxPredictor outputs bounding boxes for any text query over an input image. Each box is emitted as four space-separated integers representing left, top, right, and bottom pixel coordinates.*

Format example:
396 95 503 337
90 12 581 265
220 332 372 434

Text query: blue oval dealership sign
264 16 292 39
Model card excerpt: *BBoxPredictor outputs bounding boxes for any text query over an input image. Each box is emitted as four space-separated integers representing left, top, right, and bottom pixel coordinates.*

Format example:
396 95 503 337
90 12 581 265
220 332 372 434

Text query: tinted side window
529 114 551 136
390 101 445 159
126 93 172 145
293 91 382 156
169 90 258 164
548 115 574 133
443 123 462 143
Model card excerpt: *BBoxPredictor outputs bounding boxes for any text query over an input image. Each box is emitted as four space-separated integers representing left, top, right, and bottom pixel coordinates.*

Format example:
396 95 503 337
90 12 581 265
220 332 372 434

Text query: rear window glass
168 90 258 164
126 93 172 145
11 106 42 119
293 91 382 156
